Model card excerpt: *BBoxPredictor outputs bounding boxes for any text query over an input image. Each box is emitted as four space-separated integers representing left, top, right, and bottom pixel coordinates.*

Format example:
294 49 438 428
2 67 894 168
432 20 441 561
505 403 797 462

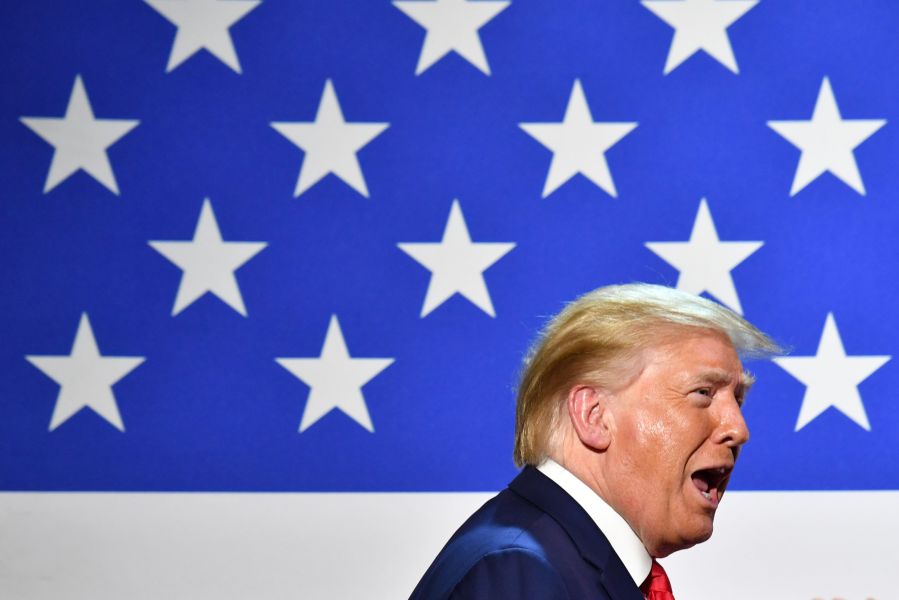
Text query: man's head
514 283 780 557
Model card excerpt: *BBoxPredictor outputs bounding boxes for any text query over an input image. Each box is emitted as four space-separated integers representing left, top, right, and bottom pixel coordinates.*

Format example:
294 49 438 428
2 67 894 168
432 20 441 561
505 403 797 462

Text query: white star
19 76 139 195
26 314 145 432
393 0 510 75
519 79 637 198
768 77 886 196
271 80 389 198
149 198 267 316
645 198 762 314
144 0 261 73
398 199 515 317
276 316 394 433
774 314 890 431
642 0 757 74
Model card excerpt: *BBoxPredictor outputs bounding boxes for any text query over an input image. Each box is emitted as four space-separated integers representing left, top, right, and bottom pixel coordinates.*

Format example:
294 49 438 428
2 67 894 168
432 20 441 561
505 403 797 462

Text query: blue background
1 0 897 491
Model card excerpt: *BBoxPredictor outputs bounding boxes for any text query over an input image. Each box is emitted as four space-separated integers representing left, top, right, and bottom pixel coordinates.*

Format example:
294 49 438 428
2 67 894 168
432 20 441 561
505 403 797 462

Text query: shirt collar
538 458 652 586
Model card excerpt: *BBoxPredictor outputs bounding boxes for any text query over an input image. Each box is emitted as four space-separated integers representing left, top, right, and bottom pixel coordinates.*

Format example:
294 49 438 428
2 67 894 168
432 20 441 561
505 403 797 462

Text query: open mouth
691 466 732 508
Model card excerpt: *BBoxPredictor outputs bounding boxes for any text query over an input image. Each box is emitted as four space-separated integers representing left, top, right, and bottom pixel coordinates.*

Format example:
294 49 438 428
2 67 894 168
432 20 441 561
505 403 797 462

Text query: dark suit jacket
410 467 646 599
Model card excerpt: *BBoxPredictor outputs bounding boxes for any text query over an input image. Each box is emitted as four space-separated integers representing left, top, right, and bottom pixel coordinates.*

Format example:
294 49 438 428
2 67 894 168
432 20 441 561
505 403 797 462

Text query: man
411 283 780 599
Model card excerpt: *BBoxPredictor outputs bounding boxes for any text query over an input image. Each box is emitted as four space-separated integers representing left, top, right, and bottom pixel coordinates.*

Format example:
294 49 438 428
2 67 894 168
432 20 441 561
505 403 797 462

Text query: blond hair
514 283 780 467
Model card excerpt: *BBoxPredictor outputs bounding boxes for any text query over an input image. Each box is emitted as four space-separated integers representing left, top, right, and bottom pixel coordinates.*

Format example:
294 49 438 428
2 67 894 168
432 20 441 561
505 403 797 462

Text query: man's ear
566 385 613 452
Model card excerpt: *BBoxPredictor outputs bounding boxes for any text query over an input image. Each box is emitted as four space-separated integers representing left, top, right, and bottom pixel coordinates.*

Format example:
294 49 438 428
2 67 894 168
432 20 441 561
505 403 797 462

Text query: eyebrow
741 370 756 391
690 369 736 386
689 370 755 403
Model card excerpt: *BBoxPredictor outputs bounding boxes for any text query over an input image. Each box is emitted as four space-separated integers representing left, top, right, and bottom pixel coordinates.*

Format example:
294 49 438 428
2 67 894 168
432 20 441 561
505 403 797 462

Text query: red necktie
640 559 675 600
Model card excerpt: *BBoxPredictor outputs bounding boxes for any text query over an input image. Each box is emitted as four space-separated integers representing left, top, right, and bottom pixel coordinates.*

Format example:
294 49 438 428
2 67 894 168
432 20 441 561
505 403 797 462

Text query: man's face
602 328 749 557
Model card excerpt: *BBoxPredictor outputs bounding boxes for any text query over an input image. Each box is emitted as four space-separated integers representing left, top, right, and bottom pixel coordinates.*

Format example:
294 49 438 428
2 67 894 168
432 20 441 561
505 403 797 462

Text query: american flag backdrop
2 1 898 598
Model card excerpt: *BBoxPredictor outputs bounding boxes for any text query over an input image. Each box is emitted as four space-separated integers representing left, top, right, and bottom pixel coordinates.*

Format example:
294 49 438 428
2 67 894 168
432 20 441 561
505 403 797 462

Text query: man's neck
538 458 652 586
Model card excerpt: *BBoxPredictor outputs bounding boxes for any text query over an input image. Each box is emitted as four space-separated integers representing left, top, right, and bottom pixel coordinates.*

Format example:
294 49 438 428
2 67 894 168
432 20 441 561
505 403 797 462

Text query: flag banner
2 0 897 597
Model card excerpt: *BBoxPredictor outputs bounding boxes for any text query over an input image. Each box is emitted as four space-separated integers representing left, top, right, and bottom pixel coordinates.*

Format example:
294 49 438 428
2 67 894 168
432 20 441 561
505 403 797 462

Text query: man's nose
714 398 750 448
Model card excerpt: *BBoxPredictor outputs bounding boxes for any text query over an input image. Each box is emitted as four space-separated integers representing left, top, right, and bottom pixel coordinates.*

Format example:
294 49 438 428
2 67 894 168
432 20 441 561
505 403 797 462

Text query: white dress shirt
538 458 652 586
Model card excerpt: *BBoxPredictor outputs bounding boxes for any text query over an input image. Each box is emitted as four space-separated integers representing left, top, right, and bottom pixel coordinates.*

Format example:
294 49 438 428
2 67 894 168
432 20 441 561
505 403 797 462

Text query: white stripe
1 491 894 599
663 490 895 599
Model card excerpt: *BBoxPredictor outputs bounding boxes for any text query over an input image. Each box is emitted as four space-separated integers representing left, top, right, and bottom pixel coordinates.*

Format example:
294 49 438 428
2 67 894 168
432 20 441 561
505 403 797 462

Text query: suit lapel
508 467 645 600
599 556 646 600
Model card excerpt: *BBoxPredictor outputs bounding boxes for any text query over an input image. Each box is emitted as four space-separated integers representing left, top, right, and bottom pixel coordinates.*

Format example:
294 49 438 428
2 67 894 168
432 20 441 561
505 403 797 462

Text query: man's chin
657 519 714 557
645 519 714 557
683 518 715 549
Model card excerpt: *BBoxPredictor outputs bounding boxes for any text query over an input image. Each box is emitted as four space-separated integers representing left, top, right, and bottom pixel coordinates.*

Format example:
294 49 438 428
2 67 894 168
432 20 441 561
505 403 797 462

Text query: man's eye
693 388 712 397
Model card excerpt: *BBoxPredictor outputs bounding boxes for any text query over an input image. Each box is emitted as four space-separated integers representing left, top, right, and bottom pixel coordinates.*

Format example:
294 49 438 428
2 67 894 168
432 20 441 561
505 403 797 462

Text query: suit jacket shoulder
446 546 570 599
410 468 644 600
